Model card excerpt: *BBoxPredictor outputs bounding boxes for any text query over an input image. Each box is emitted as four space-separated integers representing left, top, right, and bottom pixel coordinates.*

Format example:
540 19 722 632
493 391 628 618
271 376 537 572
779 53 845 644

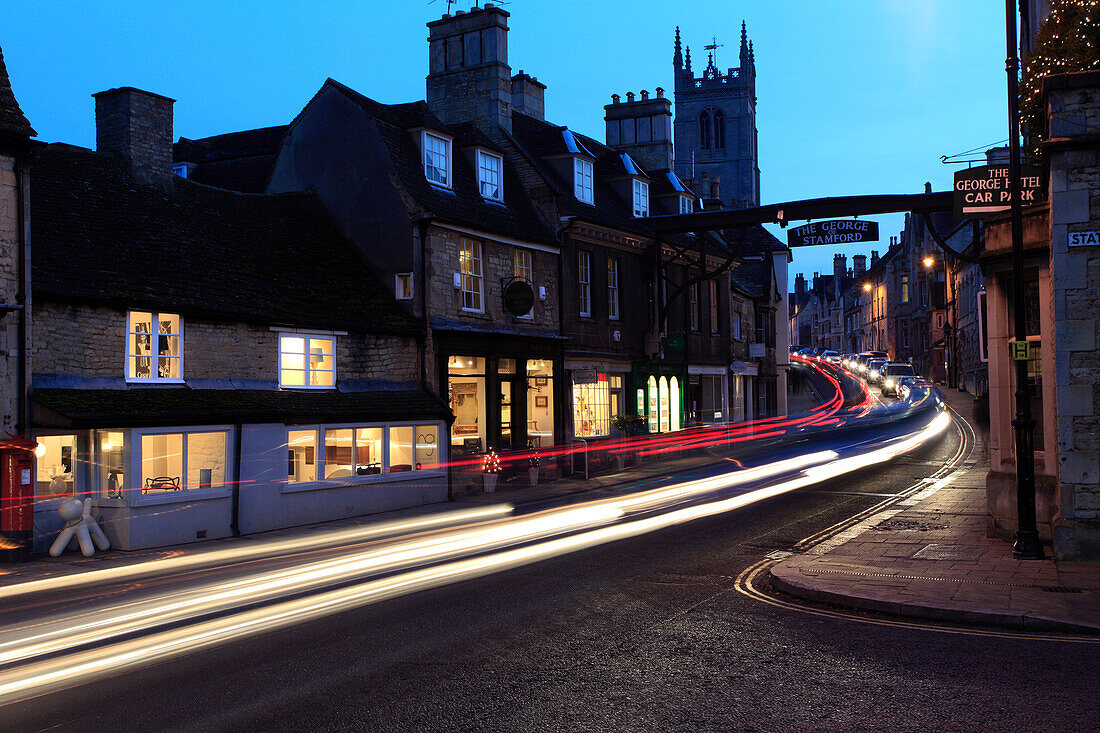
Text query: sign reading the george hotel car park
953 164 1042 218
787 220 879 248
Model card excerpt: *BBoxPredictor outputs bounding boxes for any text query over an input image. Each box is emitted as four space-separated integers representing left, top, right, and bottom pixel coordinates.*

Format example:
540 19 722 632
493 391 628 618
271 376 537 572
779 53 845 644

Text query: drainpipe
230 421 242 535
416 218 432 391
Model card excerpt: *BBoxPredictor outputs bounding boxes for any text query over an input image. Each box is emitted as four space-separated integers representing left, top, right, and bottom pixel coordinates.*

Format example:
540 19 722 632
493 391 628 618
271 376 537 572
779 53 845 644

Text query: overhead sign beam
642 191 954 234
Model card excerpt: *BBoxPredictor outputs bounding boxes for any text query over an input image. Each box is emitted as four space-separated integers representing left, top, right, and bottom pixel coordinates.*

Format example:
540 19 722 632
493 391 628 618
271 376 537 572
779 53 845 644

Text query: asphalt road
6 414 1098 733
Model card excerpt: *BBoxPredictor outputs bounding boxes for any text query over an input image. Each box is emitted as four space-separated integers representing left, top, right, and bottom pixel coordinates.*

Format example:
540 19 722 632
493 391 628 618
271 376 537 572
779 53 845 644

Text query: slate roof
173 125 287 193
34 386 450 429
0 46 35 141
320 80 557 246
509 112 654 236
30 143 418 334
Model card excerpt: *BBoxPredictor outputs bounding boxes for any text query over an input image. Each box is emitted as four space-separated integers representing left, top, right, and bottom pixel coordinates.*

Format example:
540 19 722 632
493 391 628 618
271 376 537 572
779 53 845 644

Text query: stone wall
0 153 17 432
1047 70 1100 559
32 300 419 383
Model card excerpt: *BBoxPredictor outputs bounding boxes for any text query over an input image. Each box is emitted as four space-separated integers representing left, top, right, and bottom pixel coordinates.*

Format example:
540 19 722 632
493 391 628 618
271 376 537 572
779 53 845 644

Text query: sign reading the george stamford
953 165 1042 218
787 220 879 248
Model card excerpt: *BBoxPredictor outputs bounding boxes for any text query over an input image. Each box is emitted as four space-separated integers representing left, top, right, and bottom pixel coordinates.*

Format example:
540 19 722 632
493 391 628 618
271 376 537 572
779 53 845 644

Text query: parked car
880 363 917 396
821 350 840 363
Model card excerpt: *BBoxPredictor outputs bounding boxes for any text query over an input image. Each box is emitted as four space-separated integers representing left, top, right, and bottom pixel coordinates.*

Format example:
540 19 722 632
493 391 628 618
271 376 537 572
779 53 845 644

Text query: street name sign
787 220 879 247
953 165 1042 218
1068 229 1100 248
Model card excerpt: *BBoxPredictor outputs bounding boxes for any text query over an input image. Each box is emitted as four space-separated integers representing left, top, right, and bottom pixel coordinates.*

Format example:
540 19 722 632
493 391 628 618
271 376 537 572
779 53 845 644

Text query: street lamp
923 256 935 269
862 282 872 292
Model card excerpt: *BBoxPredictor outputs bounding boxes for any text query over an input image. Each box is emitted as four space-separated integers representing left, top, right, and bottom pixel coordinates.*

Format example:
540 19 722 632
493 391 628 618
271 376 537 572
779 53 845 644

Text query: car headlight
884 379 895 388
870 370 880 379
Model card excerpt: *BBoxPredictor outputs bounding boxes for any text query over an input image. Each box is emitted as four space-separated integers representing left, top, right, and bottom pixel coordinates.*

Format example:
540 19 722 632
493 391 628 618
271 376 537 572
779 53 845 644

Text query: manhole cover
911 544 984 561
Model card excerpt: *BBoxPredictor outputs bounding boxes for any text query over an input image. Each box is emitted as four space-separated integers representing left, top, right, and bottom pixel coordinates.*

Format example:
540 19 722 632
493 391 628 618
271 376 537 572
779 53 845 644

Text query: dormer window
680 196 694 215
173 162 196 179
574 158 594 204
423 132 452 188
478 150 503 201
632 180 649 217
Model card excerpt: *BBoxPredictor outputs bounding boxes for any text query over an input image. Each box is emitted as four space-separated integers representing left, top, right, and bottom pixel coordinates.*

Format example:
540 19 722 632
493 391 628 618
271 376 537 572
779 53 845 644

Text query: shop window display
526 359 554 447
35 434 77 500
449 356 487 453
97 430 126 499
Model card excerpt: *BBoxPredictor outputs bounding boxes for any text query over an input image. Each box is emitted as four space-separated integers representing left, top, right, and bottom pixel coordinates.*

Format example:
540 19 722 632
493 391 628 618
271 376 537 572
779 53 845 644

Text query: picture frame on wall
535 395 548 408
535 377 548 387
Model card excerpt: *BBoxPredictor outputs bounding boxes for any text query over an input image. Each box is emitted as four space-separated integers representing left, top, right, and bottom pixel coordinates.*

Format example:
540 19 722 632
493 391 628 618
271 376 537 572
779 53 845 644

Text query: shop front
566 359 631 439
440 338 562 455
686 365 730 426
632 363 687 434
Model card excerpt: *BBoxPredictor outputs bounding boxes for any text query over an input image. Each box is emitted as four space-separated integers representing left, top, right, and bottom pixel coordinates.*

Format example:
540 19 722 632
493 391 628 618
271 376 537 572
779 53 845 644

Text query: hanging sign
787 220 878 247
572 369 598 384
502 280 535 317
953 165 1042 218
663 335 686 351
1010 340 1034 361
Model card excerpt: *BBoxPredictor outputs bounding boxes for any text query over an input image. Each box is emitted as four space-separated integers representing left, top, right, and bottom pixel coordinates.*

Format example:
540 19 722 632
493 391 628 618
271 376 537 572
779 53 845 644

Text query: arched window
712 109 725 149
658 377 670 433
669 377 681 431
699 110 711 150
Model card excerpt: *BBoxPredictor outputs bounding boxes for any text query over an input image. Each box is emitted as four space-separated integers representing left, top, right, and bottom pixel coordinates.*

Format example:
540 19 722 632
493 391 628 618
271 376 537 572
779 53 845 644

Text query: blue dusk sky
4 1 1009 284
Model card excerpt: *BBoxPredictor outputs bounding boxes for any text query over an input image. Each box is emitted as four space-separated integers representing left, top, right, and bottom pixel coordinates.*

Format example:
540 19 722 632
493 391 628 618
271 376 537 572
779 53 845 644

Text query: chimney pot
611 93 620 104
656 87 664 97
626 92 635 102
640 89 649 100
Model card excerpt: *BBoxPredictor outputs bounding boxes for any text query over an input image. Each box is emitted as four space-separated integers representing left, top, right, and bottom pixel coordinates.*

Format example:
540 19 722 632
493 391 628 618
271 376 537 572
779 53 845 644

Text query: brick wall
1047 70 1100 559
32 301 418 383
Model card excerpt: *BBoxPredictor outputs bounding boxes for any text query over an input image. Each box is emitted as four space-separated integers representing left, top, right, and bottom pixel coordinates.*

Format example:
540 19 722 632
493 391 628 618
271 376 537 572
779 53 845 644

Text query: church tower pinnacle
674 26 682 69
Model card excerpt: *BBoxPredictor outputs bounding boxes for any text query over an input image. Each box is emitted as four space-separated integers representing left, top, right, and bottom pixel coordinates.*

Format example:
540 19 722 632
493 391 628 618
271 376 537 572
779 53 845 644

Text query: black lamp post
1005 0 1043 560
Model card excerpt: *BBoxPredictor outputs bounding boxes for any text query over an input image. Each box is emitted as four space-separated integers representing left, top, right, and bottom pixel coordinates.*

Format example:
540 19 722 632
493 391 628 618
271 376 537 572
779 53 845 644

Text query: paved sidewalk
770 387 1100 633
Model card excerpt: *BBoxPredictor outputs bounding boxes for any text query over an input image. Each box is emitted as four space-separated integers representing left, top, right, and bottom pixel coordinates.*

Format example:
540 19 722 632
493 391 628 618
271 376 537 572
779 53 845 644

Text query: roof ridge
0 45 36 140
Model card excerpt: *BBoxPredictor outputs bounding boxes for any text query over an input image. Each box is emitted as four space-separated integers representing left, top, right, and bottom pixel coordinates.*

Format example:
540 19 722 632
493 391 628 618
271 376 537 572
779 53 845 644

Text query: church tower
672 23 760 208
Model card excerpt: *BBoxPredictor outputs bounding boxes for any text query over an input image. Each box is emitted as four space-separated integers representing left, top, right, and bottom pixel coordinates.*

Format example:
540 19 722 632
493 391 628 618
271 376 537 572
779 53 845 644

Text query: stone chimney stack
604 87 673 171
853 254 867 276
93 87 175 191
870 250 880 267
511 71 546 121
833 253 847 282
426 5 513 132
794 273 807 297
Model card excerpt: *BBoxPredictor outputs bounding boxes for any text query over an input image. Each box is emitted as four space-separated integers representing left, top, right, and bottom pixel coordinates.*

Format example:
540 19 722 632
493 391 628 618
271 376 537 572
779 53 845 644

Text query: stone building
0 46 34 439
672 24 760 209
26 87 448 551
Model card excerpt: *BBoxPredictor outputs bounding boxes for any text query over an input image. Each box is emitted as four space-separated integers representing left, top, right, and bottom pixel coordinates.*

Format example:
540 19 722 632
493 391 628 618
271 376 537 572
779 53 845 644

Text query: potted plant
610 414 644 470
528 447 540 487
481 449 502 493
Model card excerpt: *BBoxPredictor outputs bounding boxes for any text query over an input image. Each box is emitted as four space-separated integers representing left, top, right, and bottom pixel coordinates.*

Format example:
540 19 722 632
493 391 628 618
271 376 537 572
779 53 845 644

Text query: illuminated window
460 239 483 312
680 196 694 214
35 434 77 501
573 372 610 437
423 132 451 187
127 311 182 381
287 430 318 483
97 430 126 499
632 179 649 217
395 273 413 300
141 431 227 494
574 158 594 204
478 150 503 200
578 251 591 316
900 274 910 303
607 257 620 320
280 334 335 388
514 249 533 318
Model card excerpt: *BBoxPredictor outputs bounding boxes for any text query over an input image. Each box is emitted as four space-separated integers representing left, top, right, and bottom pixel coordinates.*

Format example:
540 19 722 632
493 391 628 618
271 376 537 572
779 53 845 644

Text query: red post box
1 437 37 562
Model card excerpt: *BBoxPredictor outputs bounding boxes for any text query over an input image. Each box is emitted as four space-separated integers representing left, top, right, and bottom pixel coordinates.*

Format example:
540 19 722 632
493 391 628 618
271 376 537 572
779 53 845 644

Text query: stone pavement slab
770 387 1100 633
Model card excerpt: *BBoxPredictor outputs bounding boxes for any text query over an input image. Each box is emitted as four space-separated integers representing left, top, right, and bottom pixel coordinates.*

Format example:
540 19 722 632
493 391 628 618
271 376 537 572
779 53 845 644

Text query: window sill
428 182 455 194
133 487 232 507
125 378 186 386
279 384 338 391
283 470 446 494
